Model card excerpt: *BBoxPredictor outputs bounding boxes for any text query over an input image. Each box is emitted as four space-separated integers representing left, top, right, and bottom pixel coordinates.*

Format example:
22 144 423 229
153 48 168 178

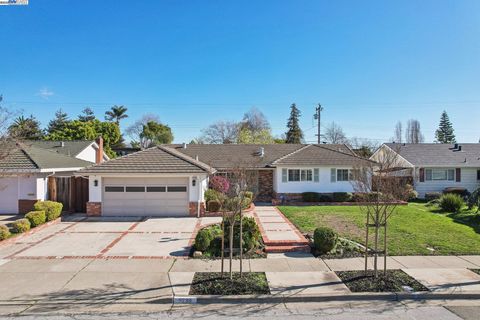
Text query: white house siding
274 166 356 194
18 176 37 200
414 167 480 198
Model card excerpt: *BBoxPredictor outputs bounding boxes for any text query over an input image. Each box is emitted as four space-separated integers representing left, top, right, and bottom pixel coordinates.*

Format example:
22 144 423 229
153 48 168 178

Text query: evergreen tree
47 109 69 134
435 111 456 143
78 107 96 122
285 103 303 144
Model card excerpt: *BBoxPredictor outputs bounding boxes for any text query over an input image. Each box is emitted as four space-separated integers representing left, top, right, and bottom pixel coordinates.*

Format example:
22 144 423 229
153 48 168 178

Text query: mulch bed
189 272 270 295
336 270 429 292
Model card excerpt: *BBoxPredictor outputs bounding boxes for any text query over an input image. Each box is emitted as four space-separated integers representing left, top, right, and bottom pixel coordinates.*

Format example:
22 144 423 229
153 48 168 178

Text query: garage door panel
0 178 19 214
103 178 189 217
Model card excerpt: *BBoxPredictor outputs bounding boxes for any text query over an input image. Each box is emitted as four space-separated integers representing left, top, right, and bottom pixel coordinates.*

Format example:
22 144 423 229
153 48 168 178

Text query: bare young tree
241 107 270 132
405 119 424 144
393 121 403 143
323 122 348 144
201 120 240 144
348 137 380 158
216 166 258 279
351 147 410 278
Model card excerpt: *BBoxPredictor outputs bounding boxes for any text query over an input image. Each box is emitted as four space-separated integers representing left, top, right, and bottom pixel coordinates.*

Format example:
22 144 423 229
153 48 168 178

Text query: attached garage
102 177 189 216
0 177 19 214
78 146 214 217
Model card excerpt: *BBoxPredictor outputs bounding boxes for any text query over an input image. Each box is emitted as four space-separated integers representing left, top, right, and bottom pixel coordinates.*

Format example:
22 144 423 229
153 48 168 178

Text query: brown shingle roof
384 143 480 167
168 143 364 169
272 144 374 166
78 146 214 174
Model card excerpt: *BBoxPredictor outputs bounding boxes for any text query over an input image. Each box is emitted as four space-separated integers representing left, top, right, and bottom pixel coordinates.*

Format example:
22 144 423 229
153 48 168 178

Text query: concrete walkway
254 206 309 252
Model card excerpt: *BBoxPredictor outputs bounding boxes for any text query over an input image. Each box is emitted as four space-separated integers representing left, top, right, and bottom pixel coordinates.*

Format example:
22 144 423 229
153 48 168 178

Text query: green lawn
278 203 480 256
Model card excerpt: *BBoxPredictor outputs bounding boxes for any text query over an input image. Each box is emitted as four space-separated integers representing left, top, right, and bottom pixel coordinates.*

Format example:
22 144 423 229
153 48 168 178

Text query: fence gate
47 176 89 213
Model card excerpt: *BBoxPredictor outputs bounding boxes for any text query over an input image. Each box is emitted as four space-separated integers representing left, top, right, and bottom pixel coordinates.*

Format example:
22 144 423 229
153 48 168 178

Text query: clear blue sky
1 0 479 143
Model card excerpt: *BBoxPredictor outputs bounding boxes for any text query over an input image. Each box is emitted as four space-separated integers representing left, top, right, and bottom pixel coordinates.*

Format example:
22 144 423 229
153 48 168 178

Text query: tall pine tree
47 109 69 135
435 111 456 143
285 103 303 144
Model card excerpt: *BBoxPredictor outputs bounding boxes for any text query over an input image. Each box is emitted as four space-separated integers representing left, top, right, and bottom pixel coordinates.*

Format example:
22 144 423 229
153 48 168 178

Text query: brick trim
18 199 38 214
86 202 101 216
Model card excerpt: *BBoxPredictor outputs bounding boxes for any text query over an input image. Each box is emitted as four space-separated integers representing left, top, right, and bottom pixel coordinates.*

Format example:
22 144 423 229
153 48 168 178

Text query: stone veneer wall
86 202 101 216
18 199 38 214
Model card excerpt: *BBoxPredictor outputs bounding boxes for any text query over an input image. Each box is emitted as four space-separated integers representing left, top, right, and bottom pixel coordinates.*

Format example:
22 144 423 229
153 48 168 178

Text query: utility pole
314 104 323 144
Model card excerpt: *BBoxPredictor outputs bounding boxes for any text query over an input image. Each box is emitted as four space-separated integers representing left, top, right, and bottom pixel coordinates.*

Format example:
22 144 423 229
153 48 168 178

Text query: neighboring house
371 143 480 198
0 138 107 214
78 143 372 217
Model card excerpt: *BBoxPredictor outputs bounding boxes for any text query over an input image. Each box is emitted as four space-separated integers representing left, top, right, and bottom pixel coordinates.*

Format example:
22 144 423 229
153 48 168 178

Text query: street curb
173 292 480 304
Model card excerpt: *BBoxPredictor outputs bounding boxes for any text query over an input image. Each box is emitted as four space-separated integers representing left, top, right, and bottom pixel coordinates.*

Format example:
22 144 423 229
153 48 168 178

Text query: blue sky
1 0 479 143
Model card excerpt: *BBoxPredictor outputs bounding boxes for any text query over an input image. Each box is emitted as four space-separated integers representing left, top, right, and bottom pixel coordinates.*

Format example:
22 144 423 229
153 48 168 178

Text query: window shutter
313 168 319 182
282 169 288 183
330 168 336 182
419 168 425 182
456 168 461 182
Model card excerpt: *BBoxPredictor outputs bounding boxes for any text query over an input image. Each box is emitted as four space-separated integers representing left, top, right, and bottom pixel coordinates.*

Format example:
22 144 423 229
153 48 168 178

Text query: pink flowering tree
209 175 230 194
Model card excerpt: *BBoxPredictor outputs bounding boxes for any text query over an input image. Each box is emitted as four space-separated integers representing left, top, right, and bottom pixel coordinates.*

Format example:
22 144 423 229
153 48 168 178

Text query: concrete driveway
0 215 221 260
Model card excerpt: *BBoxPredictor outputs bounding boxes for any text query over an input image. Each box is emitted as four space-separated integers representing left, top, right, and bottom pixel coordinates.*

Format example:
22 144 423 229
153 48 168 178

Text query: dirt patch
319 215 364 239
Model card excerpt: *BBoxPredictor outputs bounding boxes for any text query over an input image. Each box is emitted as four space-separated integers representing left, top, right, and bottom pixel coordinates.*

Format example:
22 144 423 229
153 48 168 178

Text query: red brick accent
86 202 102 216
189 202 205 217
257 170 274 201
18 199 38 214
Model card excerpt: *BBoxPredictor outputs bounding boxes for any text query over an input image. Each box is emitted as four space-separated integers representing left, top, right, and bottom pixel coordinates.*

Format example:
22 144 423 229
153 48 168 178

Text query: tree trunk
221 215 225 278
239 208 243 277
364 212 370 276
229 221 234 280
374 211 379 278
384 220 387 276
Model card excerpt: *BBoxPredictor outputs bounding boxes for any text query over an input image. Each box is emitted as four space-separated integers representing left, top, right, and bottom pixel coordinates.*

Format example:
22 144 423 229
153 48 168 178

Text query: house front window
288 169 313 182
425 169 454 181
477 169 480 181
336 169 350 182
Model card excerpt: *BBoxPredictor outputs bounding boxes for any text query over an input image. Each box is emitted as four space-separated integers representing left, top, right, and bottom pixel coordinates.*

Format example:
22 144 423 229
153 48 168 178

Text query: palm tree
105 105 128 124
8 115 43 140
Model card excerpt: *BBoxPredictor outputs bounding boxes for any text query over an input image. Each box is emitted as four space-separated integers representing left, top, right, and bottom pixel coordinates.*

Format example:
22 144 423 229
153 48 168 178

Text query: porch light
94 179 99 187
192 177 197 187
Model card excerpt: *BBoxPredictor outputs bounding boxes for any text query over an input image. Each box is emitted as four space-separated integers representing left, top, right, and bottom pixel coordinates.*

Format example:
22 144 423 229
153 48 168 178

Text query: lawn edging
0 216 62 247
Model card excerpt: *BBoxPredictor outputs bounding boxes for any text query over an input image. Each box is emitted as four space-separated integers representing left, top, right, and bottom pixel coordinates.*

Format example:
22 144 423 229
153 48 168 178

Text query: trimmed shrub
242 197 252 209
405 184 418 201
25 210 46 227
314 227 338 254
467 188 480 212
11 218 31 234
243 191 254 200
209 175 230 193
195 227 215 251
425 192 442 202
302 192 320 202
352 192 381 202
443 187 470 200
207 200 222 212
439 193 465 213
34 201 63 221
224 216 262 253
0 225 10 241
332 192 353 202
205 189 222 203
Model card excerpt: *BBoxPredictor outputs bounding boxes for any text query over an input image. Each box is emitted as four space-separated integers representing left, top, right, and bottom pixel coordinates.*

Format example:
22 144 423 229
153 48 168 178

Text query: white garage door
0 177 19 214
102 177 189 216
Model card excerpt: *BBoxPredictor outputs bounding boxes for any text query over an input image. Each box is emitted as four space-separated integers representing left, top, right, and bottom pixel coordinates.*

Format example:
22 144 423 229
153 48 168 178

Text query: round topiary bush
204 189 222 203
314 227 338 254
11 218 31 234
439 193 465 212
194 228 215 252
224 217 261 253
0 225 10 241
25 210 46 227
207 200 221 212
33 201 63 221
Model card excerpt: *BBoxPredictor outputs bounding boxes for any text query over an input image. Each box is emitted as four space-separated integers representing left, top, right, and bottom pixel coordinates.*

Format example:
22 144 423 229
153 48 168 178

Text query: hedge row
0 201 63 242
